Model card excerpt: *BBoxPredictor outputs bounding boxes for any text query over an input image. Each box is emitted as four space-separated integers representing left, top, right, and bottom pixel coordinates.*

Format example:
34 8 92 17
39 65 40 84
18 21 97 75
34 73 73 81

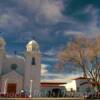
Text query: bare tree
58 35 100 91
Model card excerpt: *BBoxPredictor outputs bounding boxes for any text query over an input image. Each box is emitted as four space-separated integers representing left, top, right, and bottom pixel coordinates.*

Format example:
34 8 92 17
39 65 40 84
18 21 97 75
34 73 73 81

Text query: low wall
0 97 85 100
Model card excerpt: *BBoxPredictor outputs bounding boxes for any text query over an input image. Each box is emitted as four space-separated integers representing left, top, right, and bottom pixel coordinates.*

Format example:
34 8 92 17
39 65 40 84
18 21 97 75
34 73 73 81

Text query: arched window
11 64 18 70
31 57 36 65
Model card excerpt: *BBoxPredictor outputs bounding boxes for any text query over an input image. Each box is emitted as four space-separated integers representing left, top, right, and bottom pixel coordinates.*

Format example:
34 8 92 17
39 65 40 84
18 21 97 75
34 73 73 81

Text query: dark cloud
0 0 100 80
0 0 100 51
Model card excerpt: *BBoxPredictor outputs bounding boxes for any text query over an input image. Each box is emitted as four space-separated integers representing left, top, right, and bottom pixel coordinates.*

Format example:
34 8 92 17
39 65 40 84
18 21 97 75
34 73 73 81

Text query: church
0 37 41 96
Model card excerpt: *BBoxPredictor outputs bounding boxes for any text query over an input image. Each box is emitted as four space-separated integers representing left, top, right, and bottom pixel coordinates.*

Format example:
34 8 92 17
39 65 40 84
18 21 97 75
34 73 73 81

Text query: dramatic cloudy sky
0 0 100 82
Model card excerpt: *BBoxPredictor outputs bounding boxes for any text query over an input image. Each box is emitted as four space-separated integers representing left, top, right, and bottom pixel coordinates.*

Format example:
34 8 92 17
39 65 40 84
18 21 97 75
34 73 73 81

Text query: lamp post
29 80 33 98
4 79 8 94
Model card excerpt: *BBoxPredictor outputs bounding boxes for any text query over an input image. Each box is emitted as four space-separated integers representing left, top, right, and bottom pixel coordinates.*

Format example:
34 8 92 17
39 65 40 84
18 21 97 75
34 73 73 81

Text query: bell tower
0 37 6 75
24 40 41 96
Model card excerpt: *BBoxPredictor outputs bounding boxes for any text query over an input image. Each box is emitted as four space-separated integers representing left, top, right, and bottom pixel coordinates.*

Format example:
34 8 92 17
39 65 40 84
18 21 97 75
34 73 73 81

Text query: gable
1 71 23 80
2 55 25 75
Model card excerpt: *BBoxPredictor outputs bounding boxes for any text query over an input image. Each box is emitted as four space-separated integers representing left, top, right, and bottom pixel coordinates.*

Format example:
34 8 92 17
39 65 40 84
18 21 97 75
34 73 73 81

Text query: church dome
0 37 6 46
28 40 38 46
26 40 39 52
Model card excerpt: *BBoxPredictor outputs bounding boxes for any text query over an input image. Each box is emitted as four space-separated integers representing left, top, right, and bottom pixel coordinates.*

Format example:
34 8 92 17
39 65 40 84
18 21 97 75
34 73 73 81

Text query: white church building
0 37 41 96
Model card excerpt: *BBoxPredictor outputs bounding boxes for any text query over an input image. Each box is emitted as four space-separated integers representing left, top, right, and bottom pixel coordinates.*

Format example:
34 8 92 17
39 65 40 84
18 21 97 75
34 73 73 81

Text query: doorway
7 83 17 93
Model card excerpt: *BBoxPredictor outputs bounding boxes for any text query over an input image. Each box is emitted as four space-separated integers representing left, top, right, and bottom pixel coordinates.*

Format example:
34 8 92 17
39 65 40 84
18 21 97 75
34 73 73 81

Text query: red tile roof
91 82 100 86
72 77 100 86
73 77 90 80
40 82 66 88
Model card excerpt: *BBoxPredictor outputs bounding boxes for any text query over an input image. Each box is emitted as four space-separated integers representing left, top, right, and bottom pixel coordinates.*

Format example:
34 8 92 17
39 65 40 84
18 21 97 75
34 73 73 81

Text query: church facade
0 37 41 96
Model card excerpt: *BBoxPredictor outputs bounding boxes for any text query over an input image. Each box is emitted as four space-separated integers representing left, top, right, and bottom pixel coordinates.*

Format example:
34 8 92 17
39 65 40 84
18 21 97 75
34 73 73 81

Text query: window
86 87 91 93
77 87 80 92
31 57 35 65
70 88 73 92
11 64 18 70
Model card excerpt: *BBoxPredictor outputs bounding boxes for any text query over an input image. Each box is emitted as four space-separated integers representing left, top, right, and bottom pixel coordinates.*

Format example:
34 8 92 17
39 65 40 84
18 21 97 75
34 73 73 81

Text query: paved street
0 97 85 100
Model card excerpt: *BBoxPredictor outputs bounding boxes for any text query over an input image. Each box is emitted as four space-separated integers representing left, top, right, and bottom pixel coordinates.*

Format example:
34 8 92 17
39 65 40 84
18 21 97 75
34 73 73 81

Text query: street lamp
29 80 33 98
4 79 8 94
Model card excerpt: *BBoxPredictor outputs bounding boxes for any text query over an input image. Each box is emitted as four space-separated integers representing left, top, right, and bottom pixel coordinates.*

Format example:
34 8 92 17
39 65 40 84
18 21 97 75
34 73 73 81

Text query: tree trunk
82 65 87 78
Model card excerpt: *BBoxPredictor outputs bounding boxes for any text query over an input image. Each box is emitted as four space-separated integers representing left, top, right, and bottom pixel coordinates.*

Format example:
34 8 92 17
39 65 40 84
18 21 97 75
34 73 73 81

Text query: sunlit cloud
41 73 81 82
64 31 83 36
41 64 48 75
38 0 64 22
17 0 64 23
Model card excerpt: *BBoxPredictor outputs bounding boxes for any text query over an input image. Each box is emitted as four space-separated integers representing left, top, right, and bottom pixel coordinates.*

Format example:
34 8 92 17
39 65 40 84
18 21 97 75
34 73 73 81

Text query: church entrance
1 71 23 93
7 83 16 93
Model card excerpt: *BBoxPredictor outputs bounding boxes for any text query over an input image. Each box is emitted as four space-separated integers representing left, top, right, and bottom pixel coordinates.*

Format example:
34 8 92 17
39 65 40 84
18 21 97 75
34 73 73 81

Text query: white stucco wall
65 80 76 91
64 78 94 94
31 58 41 91
24 52 41 96
2 55 25 75
76 79 94 93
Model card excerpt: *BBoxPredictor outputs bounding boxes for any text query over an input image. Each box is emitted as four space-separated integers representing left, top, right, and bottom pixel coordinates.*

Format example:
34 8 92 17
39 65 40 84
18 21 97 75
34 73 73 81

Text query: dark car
86 92 100 99
47 88 67 97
